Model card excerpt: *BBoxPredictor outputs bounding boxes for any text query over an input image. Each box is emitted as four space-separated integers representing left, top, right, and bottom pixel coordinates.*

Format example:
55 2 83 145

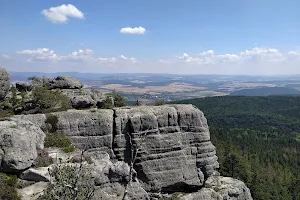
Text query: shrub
104 90 126 108
34 149 53 168
0 109 12 121
0 172 21 200
44 132 72 149
63 145 75 153
38 164 95 200
155 99 166 106
45 114 58 133
32 86 71 113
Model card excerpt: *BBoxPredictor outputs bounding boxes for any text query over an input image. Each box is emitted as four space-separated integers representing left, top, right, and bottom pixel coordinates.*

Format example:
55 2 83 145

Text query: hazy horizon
1 1 300 75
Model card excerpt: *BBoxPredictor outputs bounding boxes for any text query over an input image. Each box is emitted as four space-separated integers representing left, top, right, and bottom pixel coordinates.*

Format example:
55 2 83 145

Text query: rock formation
0 119 45 172
0 66 10 100
14 105 252 199
49 76 83 89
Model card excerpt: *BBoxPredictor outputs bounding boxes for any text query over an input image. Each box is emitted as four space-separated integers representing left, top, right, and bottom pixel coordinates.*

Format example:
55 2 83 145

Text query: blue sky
0 0 300 74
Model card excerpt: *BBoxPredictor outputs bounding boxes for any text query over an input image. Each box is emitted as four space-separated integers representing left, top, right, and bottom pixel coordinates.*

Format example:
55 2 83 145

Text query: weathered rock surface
49 76 83 89
113 105 219 193
71 95 96 109
20 167 50 182
12 105 252 199
0 119 45 172
18 181 49 200
0 66 10 100
180 176 253 200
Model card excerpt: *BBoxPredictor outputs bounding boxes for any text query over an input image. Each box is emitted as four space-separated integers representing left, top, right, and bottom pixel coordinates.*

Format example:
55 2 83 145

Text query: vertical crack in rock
111 109 117 159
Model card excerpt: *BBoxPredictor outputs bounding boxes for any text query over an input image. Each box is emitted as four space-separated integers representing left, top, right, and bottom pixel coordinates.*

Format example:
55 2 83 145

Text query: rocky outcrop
0 66 10 100
71 95 96 109
180 176 252 200
11 105 252 199
113 105 219 193
48 76 83 89
0 119 45 172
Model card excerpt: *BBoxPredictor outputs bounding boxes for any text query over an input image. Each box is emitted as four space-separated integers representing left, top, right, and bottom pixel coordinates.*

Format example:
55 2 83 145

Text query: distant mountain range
230 87 300 96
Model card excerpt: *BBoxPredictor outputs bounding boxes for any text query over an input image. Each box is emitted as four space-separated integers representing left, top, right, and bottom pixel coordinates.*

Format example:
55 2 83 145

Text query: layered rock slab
113 105 219 193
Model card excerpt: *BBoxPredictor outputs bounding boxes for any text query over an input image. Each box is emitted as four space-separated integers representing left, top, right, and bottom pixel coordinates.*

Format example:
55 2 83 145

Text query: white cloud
41 4 84 23
120 26 146 34
199 50 214 56
288 51 300 56
120 55 137 63
98 57 116 63
17 48 60 61
0 54 10 59
240 47 284 62
3 46 300 75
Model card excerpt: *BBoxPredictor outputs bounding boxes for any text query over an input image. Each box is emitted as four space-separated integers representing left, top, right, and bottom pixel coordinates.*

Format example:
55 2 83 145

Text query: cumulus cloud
3 46 300 75
120 26 146 34
176 47 288 65
17 48 60 61
0 54 10 59
120 55 137 63
14 48 124 65
41 4 84 23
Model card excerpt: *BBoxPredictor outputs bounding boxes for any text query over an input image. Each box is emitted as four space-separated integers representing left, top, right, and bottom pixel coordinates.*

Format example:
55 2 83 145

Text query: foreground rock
49 76 83 89
71 95 96 109
12 105 252 199
113 105 219 193
180 176 252 200
0 119 45 172
0 66 10 100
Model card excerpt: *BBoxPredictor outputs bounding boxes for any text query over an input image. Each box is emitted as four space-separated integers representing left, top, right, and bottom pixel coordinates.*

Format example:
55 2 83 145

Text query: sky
0 0 300 75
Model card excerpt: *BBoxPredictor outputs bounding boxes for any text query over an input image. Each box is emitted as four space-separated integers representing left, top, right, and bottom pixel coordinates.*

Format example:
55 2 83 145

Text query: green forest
174 96 300 200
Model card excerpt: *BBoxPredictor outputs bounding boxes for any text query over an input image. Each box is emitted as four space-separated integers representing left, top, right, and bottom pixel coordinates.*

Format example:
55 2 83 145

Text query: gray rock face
180 176 253 200
20 167 50 182
49 76 83 89
71 95 96 109
61 89 106 109
16 82 32 92
0 119 45 172
113 105 219 193
0 66 10 100
54 109 114 155
13 105 252 199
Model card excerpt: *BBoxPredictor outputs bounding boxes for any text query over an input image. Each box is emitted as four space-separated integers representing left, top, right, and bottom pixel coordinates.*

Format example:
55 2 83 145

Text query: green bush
34 149 53 168
0 109 12 121
161 192 186 200
32 86 71 113
63 145 75 153
38 164 95 200
155 99 166 106
45 114 58 133
104 90 126 108
0 173 21 200
44 132 72 149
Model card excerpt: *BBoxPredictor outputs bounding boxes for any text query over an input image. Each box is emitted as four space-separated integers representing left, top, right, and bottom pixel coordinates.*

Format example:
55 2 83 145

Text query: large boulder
49 76 83 89
113 104 219 193
0 66 10 100
0 119 46 172
71 95 95 109
180 176 253 200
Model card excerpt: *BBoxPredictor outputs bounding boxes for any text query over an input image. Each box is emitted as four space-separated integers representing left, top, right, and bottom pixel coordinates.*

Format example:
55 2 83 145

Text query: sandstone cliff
13 104 252 200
